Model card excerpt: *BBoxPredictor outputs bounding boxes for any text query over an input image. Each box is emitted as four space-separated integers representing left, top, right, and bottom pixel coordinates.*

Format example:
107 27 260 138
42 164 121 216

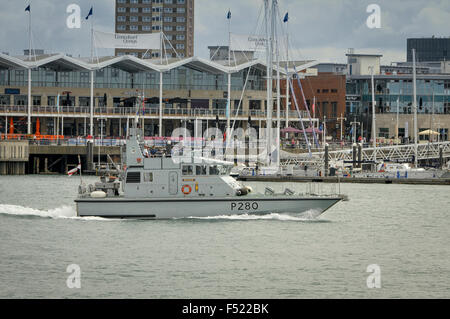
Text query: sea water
0 175 449 298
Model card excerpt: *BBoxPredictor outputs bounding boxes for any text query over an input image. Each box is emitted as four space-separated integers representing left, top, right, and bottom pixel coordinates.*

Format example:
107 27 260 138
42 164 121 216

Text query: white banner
230 33 267 52
94 31 161 50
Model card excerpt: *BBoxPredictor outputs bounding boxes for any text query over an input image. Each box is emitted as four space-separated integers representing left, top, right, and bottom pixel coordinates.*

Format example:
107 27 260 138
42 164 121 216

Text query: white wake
187 210 323 221
0 204 107 221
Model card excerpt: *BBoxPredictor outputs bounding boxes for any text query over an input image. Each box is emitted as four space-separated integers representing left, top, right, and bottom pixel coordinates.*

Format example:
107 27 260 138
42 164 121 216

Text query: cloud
0 0 448 64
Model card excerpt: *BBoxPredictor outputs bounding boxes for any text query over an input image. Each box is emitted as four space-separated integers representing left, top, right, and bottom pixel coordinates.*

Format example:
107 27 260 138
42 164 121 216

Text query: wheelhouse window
143 172 153 182
209 165 219 175
196 165 207 175
182 165 193 175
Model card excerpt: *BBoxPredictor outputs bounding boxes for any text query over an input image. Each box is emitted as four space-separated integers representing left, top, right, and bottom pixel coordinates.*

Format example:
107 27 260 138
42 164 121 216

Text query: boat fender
181 185 192 195
236 187 248 196
91 191 107 198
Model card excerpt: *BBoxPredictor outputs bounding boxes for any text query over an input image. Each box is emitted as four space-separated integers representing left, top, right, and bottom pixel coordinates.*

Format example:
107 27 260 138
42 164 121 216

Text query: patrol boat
75 128 344 219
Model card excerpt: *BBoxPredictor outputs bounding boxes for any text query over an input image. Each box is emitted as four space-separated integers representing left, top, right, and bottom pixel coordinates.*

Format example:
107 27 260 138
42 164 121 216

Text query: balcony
0 105 310 121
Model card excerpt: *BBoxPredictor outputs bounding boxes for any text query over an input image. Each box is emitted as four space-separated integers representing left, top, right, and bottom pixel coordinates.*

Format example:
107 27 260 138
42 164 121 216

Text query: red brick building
281 72 346 139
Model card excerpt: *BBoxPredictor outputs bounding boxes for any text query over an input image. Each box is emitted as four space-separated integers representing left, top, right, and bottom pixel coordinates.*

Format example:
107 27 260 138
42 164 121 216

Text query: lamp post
337 113 346 141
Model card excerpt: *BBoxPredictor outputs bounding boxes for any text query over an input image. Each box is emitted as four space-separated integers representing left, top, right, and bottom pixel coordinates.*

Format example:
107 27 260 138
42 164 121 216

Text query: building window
130 0 139 3
331 102 337 118
130 7 139 13
143 16 151 22
143 7 151 13
164 0 173 3
130 16 138 22
176 17 186 23
117 25 126 31
142 26 151 31
130 25 139 31
164 26 173 31
176 34 185 41
164 8 173 13
152 26 160 30
177 0 185 3
117 16 126 22
117 7 126 13
176 26 185 31
176 7 185 13
118 0 126 3
176 44 185 50
379 128 389 138
164 17 172 22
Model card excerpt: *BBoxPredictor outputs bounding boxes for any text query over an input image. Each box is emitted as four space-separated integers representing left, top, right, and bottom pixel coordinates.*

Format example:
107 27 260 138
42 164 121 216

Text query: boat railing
306 180 340 197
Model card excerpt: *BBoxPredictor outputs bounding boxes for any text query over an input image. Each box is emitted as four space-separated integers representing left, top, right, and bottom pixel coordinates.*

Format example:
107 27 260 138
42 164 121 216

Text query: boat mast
412 48 418 167
285 15 289 130
264 0 274 165
370 66 376 160
274 1 281 167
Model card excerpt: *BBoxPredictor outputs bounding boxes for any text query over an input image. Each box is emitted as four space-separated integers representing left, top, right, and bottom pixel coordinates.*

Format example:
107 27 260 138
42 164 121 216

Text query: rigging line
165 34 182 61
275 8 318 113
273 5 318 147
162 33 169 65
286 66 312 157
230 66 254 135
209 46 221 61
292 64 320 148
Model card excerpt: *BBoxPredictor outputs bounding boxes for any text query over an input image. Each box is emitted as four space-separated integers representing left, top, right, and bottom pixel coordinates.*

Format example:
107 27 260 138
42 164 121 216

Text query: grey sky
0 0 449 64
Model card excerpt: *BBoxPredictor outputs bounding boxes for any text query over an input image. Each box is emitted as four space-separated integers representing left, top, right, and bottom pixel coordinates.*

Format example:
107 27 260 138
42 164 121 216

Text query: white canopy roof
2 53 318 76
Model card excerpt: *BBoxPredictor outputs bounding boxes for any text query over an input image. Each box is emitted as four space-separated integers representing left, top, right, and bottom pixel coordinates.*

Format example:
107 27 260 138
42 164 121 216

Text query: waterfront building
0 53 315 138
280 72 347 139
345 53 450 142
115 0 194 58
309 51 450 143
407 37 450 62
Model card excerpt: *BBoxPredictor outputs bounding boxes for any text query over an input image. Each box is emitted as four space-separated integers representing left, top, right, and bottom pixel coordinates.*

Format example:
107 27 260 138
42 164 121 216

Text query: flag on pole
283 12 288 23
25 5 30 12
68 164 81 176
227 10 231 20
86 7 93 20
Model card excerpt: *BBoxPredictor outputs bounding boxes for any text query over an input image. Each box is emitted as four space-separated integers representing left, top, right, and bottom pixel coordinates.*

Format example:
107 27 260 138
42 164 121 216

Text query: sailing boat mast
264 0 274 165
412 48 418 167
274 1 281 166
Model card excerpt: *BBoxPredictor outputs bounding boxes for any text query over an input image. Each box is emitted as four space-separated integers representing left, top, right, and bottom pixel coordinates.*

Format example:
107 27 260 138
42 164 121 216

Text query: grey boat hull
75 196 342 219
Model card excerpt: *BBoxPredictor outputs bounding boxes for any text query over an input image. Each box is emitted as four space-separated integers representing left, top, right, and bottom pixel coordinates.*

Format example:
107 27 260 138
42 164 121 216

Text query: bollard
87 141 94 171
358 143 362 169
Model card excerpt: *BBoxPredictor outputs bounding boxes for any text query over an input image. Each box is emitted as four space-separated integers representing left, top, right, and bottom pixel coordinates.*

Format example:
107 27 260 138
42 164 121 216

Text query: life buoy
181 185 192 195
